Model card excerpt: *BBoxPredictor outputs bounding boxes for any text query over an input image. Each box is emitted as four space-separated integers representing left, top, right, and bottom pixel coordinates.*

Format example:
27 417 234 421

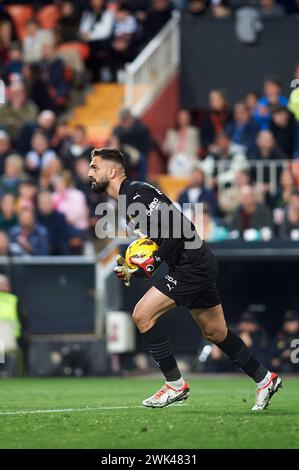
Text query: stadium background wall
180 17 299 110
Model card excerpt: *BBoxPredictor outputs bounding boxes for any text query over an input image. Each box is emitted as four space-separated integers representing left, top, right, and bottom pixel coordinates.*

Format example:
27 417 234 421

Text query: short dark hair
91 147 125 167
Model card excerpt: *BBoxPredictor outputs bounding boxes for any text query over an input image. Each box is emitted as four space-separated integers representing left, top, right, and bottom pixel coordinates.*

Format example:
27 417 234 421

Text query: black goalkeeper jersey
118 178 209 268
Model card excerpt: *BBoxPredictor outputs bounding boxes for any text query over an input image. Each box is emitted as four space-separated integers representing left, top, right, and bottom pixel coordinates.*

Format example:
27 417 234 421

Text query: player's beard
90 177 109 194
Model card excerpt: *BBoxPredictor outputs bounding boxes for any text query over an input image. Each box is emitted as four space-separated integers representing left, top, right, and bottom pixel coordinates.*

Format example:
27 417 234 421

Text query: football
125 238 159 269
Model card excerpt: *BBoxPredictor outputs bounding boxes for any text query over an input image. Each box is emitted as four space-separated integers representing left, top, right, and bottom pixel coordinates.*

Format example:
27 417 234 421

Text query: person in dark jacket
36 189 70 255
112 108 151 181
225 102 259 156
177 166 218 216
229 185 273 236
9 207 49 256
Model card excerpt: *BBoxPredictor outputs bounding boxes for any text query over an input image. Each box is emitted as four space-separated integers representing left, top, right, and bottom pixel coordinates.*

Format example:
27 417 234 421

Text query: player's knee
132 304 152 331
203 325 227 344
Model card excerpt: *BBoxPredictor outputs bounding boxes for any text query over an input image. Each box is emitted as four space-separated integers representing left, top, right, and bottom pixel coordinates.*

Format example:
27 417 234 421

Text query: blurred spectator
270 106 296 157
110 2 138 81
0 81 38 142
9 206 49 255
62 125 93 170
0 130 12 174
53 170 89 242
16 178 36 213
112 108 151 181
271 310 299 372
279 191 299 240
23 19 54 64
79 0 115 82
145 0 173 41
25 131 57 180
244 91 260 117
250 130 284 200
210 0 232 17
273 169 297 210
2 42 23 85
253 76 288 130
229 185 273 238
259 0 285 17
37 189 70 255
236 311 270 367
39 42 70 111
185 0 208 16
0 154 24 197
56 1 81 43
163 109 200 177
74 157 100 215
0 230 11 256
200 204 228 242
0 193 17 232
177 166 218 216
201 131 248 187
201 89 232 152
225 102 259 156
0 20 14 65
218 169 252 215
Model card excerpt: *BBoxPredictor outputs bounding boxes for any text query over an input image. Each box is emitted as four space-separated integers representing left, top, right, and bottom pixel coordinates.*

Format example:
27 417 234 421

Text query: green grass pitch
0 376 298 449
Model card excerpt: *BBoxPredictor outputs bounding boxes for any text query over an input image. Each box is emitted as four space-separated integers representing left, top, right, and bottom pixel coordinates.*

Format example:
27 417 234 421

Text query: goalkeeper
89 147 282 410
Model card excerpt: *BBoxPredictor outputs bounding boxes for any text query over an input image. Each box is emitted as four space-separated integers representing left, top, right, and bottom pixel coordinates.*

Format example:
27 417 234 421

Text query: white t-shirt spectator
23 29 54 64
114 14 137 37
79 9 115 41
26 149 57 170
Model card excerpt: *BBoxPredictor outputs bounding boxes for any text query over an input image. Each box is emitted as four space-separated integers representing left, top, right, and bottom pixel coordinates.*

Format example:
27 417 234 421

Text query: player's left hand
128 256 156 279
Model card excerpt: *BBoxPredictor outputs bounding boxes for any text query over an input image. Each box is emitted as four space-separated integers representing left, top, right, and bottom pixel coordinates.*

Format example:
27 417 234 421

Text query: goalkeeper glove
113 255 138 287
128 252 161 279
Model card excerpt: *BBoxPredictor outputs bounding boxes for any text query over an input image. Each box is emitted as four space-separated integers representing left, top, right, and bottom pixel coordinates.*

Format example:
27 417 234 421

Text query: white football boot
252 372 283 411
142 382 190 408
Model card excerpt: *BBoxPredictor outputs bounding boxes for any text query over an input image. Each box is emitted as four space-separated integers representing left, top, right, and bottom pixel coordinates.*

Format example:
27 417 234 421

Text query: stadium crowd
0 1 299 257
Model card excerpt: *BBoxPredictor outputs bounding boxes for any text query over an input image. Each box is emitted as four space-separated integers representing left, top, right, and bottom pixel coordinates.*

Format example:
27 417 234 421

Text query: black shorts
154 244 221 310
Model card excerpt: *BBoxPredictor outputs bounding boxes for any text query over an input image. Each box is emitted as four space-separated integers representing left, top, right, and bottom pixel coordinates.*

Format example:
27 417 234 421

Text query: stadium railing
124 11 180 115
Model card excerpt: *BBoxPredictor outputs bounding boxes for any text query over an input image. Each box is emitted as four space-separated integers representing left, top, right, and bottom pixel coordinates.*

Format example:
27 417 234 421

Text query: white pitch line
0 402 188 416
0 406 141 416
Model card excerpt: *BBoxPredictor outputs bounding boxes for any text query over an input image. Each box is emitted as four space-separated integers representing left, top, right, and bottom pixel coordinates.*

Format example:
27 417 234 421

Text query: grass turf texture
0 376 298 449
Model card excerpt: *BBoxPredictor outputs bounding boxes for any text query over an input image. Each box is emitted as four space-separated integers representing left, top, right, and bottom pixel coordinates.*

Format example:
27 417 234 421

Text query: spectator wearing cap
37 190 70 255
0 130 12 175
177 166 218 216
9 207 49 256
163 109 200 177
229 185 273 238
253 76 288 130
0 82 38 142
270 310 299 372
112 108 151 181
0 193 17 232
225 102 259 156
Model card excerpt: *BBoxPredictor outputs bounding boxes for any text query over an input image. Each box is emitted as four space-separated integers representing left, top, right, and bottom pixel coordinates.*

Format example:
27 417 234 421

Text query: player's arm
128 186 185 278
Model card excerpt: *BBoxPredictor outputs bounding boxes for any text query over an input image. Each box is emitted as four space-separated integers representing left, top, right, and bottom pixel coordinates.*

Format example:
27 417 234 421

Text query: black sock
217 329 268 383
142 323 181 382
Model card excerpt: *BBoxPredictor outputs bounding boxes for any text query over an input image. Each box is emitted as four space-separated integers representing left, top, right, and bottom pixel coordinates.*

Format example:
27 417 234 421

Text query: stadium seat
154 175 189 201
36 4 61 30
5 4 34 40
